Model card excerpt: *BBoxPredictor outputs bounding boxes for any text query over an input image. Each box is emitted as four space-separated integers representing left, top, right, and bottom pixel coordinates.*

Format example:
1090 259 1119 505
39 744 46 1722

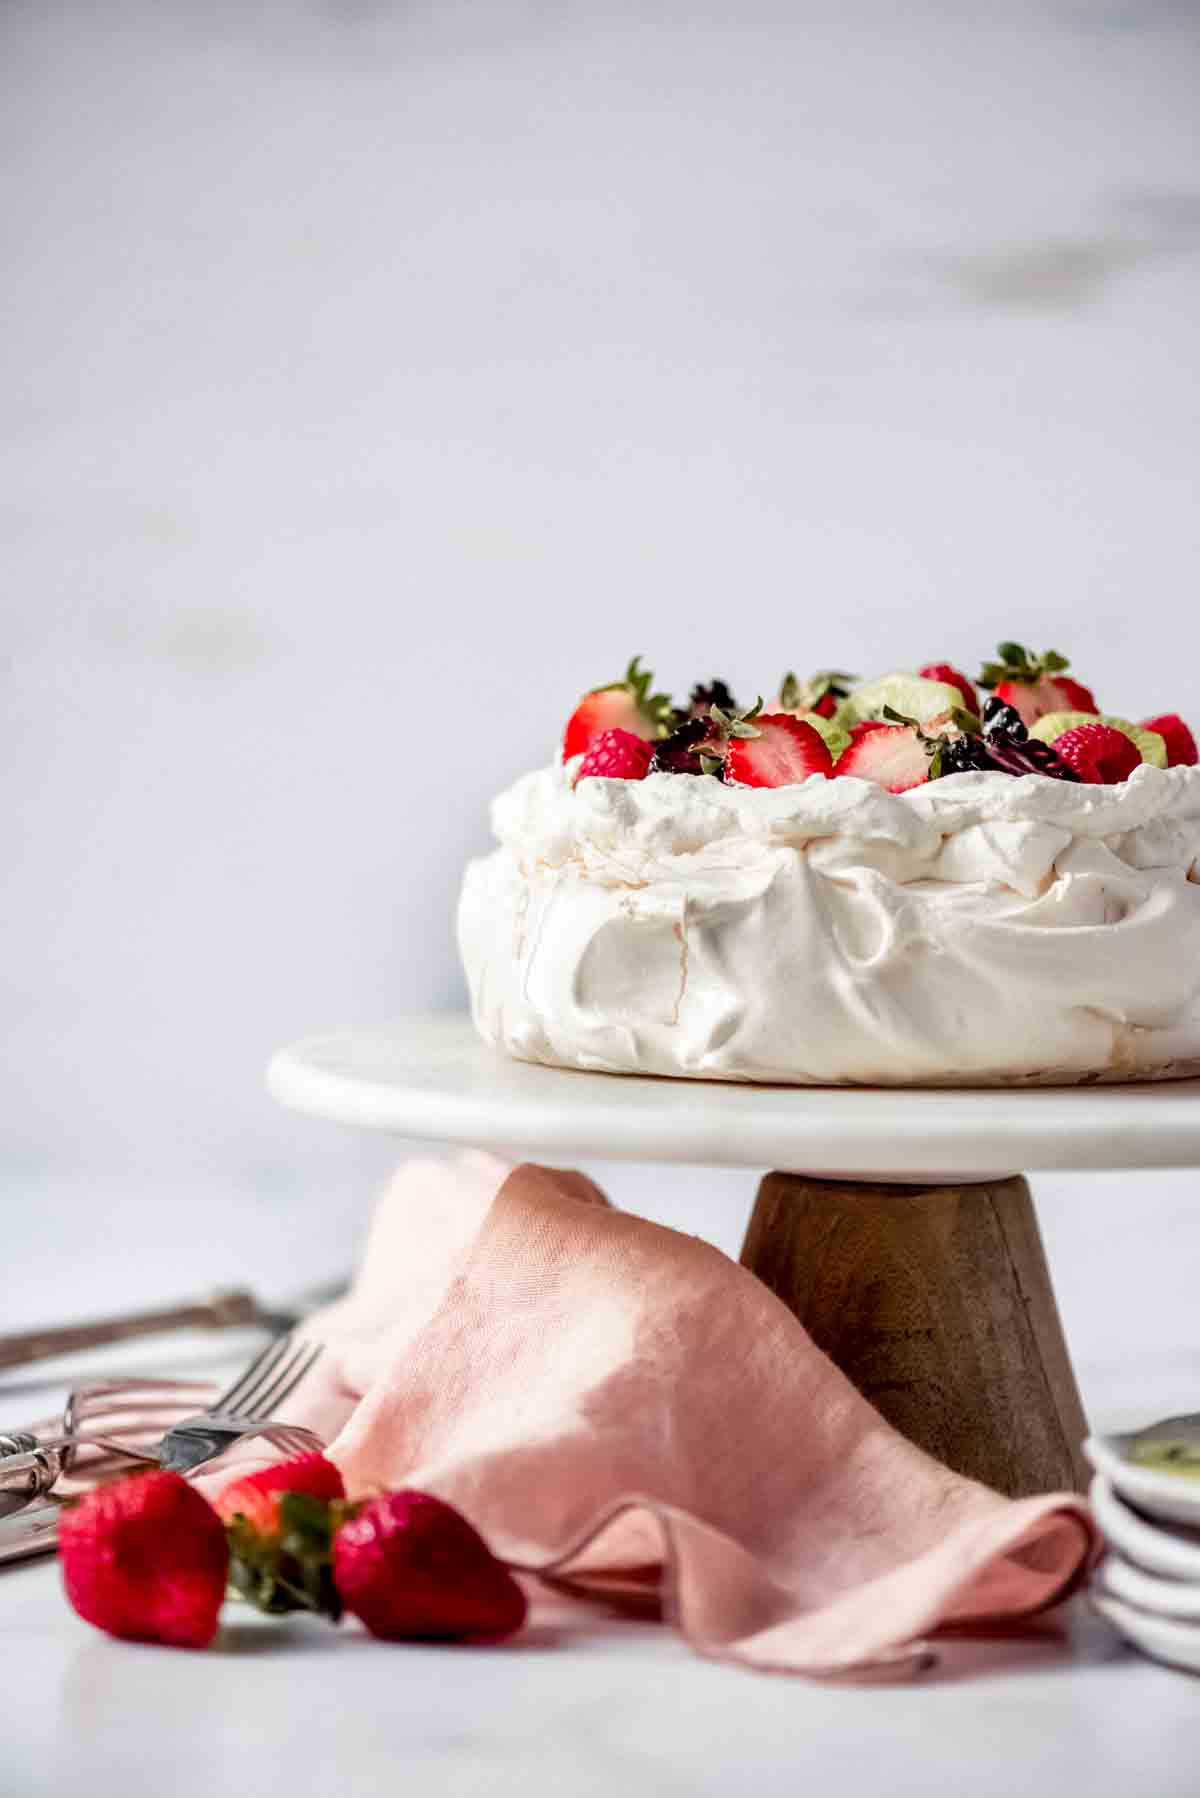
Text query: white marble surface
5 0 1200 1788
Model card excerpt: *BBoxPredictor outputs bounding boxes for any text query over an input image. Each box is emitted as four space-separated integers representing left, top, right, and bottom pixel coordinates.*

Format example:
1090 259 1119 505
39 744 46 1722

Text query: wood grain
740 1173 1089 1497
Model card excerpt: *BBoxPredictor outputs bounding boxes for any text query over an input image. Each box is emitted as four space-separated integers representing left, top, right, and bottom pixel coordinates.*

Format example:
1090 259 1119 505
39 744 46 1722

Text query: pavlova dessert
458 645 1200 1085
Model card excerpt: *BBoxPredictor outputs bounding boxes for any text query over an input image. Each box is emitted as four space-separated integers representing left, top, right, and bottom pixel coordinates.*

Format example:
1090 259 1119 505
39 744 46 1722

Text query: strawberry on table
575 728 654 782
976 642 1099 729
919 663 978 716
725 713 833 787
1141 713 1198 768
332 1490 527 1643
216 1453 346 1616
835 722 930 793
1052 723 1142 784
215 1453 345 1536
60 1470 229 1649
562 657 674 761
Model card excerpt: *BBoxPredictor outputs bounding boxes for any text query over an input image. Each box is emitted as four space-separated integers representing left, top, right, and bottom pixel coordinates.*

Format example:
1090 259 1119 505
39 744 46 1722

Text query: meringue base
458 761 1200 1090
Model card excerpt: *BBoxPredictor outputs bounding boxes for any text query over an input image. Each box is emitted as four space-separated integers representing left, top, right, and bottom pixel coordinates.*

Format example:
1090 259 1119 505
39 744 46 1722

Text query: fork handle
0 1291 263 1372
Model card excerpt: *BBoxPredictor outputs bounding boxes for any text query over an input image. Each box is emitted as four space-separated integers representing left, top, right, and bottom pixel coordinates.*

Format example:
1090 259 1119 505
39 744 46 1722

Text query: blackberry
650 716 715 776
982 697 1028 741
935 734 994 777
688 680 739 719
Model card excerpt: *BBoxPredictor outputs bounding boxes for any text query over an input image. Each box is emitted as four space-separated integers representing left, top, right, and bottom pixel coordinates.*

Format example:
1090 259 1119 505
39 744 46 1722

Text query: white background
4 2 1200 1411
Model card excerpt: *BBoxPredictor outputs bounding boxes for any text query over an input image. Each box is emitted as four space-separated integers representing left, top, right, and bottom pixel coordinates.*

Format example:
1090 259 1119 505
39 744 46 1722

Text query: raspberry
576 728 654 781
1052 723 1142 784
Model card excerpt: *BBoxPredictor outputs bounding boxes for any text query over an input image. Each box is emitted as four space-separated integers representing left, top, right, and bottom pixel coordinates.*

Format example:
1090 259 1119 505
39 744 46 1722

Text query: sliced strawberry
562 658 673 761
725 714 832 787
1052 723 1141 784
836 724 929 793
846 719 889 743
1141 713 1198 768
576 728 654 781
919 662 978 716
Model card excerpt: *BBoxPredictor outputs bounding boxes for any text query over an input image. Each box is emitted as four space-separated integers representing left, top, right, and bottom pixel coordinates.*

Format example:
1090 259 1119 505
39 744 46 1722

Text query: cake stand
268 1015 1200 1500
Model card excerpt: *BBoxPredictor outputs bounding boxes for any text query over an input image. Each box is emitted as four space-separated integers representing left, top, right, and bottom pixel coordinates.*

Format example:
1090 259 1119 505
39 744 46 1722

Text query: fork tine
245 1341 321 1420
214 1333 292 1414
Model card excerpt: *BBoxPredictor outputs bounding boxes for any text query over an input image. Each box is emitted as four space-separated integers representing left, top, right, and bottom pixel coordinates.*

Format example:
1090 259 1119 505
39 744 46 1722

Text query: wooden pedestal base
740 1172 1089 1497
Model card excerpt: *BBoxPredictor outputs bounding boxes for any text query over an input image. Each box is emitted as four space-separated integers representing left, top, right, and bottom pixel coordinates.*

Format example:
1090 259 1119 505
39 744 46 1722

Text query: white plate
1092 1591 1200 1674
1090 1475 1200 1581
1085 1429 1200 1530
266 1014 1200 1179
1094 1553 1200 1621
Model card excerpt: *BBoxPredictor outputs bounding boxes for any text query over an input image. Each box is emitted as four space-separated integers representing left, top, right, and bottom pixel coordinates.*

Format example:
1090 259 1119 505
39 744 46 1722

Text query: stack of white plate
1085 1418 1200 1674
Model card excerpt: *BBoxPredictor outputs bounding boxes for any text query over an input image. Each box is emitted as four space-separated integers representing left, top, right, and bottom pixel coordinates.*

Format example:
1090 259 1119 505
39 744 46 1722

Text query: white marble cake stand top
267 1015 1200 1181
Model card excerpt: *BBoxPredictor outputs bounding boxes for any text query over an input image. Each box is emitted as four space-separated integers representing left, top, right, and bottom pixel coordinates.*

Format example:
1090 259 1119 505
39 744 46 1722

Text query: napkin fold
207 1152 1097 1678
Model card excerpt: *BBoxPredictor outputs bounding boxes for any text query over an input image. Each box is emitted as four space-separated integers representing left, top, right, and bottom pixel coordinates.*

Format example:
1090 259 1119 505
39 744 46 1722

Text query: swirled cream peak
459 761 1200 1086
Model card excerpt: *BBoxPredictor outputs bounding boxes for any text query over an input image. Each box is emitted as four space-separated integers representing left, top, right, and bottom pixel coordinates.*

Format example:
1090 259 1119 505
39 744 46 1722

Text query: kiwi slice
836 673 965 730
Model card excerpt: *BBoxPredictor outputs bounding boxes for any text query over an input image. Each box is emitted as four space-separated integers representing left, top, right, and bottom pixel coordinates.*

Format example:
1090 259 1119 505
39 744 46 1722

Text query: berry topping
1052 723 1142 784
775 670 856 720
835 722 930 793
562 657 673 761
688 679 739 718
60 1471 229 1649
725 713 833 787
332 1491 526 1643
576 728 654 782
1142 713 1198 768
649 715 716 776
976 642 1098 728
982 696 1029 739
919 663 978 716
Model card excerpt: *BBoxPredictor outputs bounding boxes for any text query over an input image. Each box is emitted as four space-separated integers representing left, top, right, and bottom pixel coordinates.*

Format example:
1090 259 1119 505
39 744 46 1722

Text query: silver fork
0 1332 325 1519
153 1332 324 1474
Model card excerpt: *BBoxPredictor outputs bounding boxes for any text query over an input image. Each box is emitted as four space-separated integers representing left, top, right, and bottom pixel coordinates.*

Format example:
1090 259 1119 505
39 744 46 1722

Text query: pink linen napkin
204 1151 1097 1678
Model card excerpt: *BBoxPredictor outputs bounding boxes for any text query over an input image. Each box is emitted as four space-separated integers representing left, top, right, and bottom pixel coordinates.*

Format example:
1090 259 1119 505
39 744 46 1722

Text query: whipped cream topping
458 761 1200 1085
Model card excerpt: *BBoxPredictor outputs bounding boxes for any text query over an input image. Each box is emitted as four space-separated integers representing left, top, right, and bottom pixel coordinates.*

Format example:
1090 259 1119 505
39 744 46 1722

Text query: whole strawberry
1053 722 1142 784
60 1470 229 1649
575 727 654 782
562 658 674 761
919 662 978 716
217 1453 346 1617
1141 713 1198 768
333 1490 526 1643
977 642 1098 729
